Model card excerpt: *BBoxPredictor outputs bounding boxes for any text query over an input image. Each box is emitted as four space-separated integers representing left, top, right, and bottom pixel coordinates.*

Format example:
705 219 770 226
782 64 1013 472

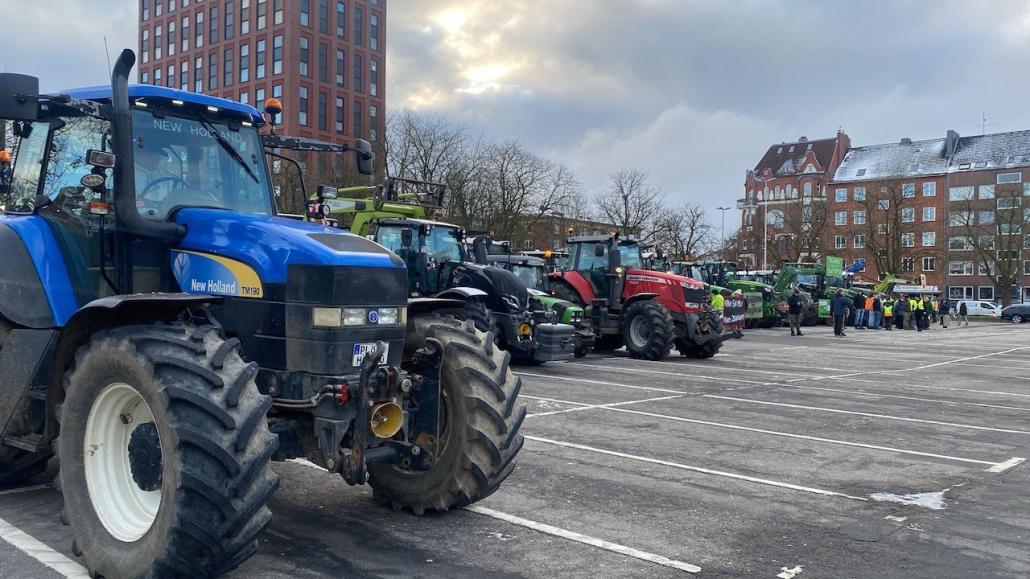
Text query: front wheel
621 300 674 361
677 339 722 359
1013 314 1023 324
57 324 278 578
369 315 526 514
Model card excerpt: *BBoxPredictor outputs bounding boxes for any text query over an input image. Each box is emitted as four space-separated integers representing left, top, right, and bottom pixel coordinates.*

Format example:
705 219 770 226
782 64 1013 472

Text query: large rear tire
57 323 278 578
621 300 674 361
368 315 525 514
677 340 722 359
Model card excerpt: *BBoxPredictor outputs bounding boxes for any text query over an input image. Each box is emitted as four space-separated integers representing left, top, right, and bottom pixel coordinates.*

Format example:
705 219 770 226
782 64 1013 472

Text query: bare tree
595 168 665 243
949 182 1029 306
652 203 712 260
386 110 472 184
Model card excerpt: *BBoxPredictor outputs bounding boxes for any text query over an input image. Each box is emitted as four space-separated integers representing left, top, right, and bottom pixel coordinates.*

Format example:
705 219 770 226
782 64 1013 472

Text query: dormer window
856 168 866 177
959 163 971 170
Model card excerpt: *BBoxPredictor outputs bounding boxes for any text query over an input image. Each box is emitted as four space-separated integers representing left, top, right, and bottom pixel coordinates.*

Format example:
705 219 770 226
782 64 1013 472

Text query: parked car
1001 304 1030 324
956 300 1002 317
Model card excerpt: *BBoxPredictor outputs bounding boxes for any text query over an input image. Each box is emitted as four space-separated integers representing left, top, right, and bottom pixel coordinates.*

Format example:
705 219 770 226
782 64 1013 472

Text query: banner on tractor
723 296 747 328
744 292 763 319
826 256 844 279
818 298 830 318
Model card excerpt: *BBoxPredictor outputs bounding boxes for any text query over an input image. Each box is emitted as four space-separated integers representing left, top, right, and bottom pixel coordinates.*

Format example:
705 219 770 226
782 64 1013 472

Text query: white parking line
286 458 702 572
788 374 1030 400
596 357 842 378
705 395 1030 435
986 457 1027 474
0 483 53 497
466 506 701 573
517 372 688 394
522 394 1003 467
523 394 684 418
562 362 771 386
527 436 868 502
0 516 89 578
774 382 1030 413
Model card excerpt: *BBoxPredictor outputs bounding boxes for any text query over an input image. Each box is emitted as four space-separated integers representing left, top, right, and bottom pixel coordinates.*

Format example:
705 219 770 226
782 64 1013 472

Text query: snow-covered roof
948 130 1030 173
831 138 947 182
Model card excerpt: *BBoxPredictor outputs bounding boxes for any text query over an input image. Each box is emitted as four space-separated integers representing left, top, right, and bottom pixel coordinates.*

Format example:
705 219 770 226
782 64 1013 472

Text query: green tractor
673 261 786 328
775 261 866 324
0 52 525 577
311 183 577 364
471 238 594 357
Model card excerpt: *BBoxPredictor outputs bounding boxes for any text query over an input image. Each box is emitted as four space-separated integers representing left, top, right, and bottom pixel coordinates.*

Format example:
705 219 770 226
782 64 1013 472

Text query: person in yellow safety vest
883 299 894 331
911 295 925 331
711 288 725 313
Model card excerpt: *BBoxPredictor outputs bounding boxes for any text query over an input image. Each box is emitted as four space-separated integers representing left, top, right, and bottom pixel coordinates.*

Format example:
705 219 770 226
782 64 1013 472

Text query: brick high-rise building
137 0 385 147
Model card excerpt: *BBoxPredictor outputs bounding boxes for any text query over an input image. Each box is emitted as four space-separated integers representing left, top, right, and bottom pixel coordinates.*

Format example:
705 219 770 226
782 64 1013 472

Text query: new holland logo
367 310 380 324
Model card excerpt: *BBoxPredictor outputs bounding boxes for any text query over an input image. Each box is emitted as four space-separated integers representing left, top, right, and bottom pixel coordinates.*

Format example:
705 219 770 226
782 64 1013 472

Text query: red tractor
550 234 727 360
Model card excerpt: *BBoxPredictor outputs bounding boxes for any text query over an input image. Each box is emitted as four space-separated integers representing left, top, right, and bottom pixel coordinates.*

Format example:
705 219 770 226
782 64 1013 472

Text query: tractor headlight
378 307 403 325
685 302 701 309
312 307 343 327
343 308 366 326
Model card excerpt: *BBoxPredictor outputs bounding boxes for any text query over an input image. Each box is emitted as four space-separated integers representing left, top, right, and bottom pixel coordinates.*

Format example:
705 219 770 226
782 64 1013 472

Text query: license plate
352 342 388 366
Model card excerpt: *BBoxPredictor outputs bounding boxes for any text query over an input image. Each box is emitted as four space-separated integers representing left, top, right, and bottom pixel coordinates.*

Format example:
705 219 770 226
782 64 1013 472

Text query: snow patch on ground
870 484 963 510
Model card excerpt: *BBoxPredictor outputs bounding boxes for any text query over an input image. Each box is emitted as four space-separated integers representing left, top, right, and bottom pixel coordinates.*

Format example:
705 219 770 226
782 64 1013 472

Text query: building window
949 186 974 201
853 210 866 225
142 0 150 20
239 91 249 105
335 49 345 86
142 71 149 84
353 52 362 91
999 249 1018 260
300 0 310 26
354 6 363 45
902 183 915 198
318 91 327 130
318 42 328 82
223 48 233 87
335 97 344 133
271 84 282 123
371 13 379 51
298 86 309 126
256 39 266 78
949 261 973 276
299 37 309 76
853 234 866 249
902 207 915 223
196 10 203 47
979 261 994 276
948 210 971 226
834 211 846 226
922 231 935 246
352 99 362 138
142 30 150 64
998 172 1021 184
210 6 218 43
767 209 784 229
318 0 328 33
182 16 190 51
154 25 162 59
255 87 265 108
336 1 346 38
922 257 935 272
978 184 995 199
224 1 234 40
1024 260 1030 275
853 186 866 201
835 235 847 249
369 105 377 141
241 0 251 35
257 0 266 29
208 51 217 89
877 223 888 235
949 236 973 251
803 182 812 196
168 21 175 57
998 197 1021 209
274 0 283 25
901 232 915 247
1000 223 1022 235
180 61 188 90
273 35 283 75
156 0 161 15
166 64 174 87
923 207 935 221
877 199 890 211
154 68 162 85
194 57 203 92
922 182 936 197
978 286 995 301
979 235 996 250
369 59 378 96
949 286 973 300
902 257 915 272
239 43 249 83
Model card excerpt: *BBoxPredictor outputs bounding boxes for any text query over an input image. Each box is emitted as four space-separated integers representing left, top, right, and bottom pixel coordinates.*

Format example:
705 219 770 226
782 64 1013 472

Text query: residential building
737 132 851 269
137 0 385 148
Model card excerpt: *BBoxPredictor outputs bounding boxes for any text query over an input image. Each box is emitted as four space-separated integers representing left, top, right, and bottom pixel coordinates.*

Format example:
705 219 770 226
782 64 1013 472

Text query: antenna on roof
103 36 112 75
981 111 987 135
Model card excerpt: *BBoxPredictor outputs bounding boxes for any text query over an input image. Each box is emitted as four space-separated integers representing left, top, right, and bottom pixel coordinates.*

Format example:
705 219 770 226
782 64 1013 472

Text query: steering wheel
139 176 189 200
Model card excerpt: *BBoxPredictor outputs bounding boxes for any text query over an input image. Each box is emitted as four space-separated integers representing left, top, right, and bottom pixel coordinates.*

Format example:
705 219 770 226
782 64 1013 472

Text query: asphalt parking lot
2 321 1029 578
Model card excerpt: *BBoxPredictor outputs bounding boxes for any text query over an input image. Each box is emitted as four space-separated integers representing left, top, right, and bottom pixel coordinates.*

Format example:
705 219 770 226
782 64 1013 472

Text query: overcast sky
6 0 1030 225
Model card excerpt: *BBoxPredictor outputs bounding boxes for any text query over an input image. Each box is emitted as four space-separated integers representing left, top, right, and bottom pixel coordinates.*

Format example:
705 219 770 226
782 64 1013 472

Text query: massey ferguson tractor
550 234 727 359
0 50 524 578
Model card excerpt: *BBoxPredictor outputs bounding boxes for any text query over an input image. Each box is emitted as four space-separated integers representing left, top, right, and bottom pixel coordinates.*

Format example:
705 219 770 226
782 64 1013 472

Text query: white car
956 300 1002 317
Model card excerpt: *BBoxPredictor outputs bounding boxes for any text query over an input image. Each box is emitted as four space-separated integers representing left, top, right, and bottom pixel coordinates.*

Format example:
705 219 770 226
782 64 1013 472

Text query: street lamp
716 206 731 258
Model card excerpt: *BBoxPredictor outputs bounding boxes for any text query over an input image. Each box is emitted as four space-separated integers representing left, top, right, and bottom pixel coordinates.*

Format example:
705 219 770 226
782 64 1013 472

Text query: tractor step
2 432 43 453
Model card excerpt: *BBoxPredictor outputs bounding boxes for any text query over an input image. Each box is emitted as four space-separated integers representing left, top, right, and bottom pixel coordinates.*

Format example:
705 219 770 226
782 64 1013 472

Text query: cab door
574 242 610 298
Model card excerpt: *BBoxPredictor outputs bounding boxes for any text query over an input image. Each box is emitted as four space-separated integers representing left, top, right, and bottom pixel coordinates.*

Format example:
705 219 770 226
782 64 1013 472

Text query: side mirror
594 244 605 257
318 185 338 199
355 139 374 175
0 73 40 122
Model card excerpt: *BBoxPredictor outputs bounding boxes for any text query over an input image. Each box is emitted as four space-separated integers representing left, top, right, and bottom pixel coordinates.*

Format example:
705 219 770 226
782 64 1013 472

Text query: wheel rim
1014 315 1022 324
629 315 651 347
83 382 162 542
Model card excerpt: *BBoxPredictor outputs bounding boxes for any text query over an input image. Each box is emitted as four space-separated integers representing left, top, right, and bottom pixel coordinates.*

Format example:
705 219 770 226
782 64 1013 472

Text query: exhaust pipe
369 402 403 439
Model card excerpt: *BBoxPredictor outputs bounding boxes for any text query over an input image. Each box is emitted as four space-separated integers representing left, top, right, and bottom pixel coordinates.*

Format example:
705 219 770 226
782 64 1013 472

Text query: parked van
956 300 1002 317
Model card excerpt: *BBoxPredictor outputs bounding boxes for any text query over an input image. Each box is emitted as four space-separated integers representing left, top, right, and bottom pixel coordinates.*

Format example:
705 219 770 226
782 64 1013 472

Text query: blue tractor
0 50 525 577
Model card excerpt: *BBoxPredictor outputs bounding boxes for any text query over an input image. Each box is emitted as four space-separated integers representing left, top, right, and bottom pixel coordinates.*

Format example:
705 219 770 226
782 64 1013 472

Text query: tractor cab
373 218 467 295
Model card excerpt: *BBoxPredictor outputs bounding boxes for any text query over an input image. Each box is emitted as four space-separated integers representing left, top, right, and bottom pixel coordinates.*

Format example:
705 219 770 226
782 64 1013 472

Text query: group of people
830 289 968 336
